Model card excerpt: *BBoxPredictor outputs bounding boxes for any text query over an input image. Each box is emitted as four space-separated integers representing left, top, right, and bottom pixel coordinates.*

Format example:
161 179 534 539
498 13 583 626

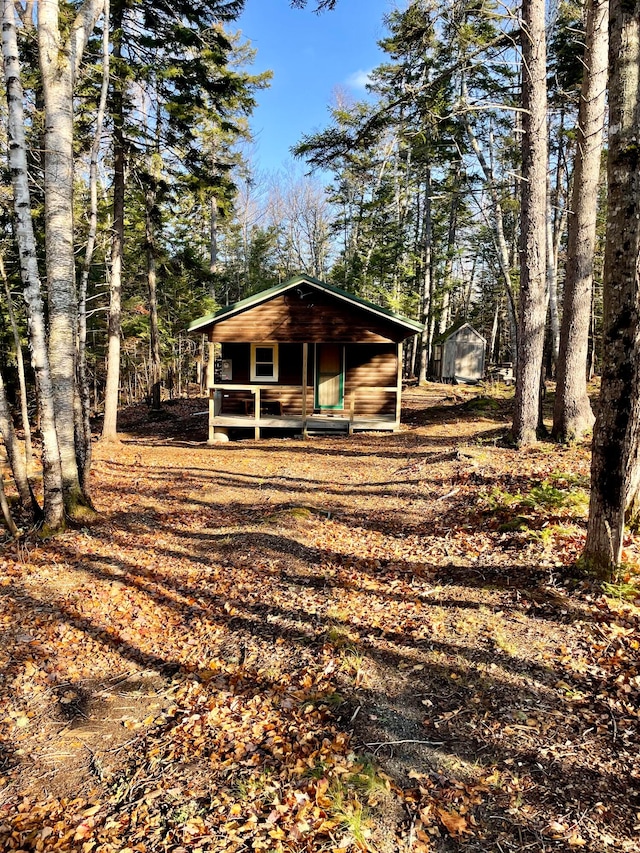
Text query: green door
315 344 344 409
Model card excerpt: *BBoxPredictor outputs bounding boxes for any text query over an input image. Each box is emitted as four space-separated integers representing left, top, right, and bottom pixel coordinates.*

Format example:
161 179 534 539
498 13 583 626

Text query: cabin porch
207 382 399 440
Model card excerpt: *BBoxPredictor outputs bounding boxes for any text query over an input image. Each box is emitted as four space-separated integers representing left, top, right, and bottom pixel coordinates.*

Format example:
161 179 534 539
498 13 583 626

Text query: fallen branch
437 487 460 501
364 739 445 748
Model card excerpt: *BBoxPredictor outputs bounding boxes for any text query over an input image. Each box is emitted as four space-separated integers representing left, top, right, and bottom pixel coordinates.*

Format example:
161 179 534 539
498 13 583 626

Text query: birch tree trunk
0 256 33 466
0 474 18 537
38 0 103 514
102 0 124 440
512 0 548 446
463 112 518 356
1 0 65 531
552 0 608 441
583 0 640 574
0 365 37 515
0 376 19 535
38 0 78 504
77 0 109 489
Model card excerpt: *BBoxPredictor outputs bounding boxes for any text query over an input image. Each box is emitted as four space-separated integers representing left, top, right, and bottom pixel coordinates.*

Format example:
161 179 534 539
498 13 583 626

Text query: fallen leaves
436 807 472 836
0 388 638 852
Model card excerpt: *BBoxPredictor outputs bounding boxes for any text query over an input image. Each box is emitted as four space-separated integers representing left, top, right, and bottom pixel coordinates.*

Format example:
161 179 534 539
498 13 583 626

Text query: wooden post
207 340 215 390
348 390 356 435
302 343 308 436
395 342 403 430
254 387 261 440
206 340 217 443
208 393 215 443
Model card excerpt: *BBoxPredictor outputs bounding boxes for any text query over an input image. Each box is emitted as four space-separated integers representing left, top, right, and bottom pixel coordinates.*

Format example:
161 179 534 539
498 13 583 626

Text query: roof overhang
188 274 424 337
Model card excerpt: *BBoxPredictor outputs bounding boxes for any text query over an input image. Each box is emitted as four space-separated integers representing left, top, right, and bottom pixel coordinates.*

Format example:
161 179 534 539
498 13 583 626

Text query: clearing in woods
0 385 638 852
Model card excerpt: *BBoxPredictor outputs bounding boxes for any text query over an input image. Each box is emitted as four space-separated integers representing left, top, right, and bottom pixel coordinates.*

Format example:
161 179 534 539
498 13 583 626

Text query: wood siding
346 345 397 386
214 344 398 418
345 345 396 415
210 293 406 344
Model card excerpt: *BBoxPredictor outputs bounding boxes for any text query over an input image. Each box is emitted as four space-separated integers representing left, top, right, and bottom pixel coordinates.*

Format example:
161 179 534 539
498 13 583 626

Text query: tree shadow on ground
2 522 634 850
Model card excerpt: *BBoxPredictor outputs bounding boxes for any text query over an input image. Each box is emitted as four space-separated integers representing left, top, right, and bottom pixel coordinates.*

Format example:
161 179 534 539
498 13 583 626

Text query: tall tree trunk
38 0 103 514
0 256 33 466
1 0 65 531
0 473 18 536
146 180 162 411
439 164 461 335
39 0 80 508
583 0 640 574
418 168 432 384
489 298 500 363
102 0 124 440
0 366 38 516
552 0 609 441
546 174 559 372
77 0 109 491
209 194 218 298
463 110 518 354
0 374 19 535
512 0 548 446
546 108 569 373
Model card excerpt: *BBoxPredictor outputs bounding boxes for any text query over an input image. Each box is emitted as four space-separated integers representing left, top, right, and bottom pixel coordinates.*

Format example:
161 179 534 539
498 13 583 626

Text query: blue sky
236 0 394 173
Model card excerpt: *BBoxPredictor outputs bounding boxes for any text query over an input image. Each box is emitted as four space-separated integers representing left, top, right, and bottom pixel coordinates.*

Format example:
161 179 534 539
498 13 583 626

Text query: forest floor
0 383 639 853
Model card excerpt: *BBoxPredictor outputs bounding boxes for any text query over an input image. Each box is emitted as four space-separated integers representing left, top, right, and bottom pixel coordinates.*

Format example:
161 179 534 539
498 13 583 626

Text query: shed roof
188 274 424 336
434 321 486 346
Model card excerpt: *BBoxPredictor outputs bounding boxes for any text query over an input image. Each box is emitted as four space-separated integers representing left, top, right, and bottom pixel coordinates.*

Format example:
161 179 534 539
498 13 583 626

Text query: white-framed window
251 343 279 382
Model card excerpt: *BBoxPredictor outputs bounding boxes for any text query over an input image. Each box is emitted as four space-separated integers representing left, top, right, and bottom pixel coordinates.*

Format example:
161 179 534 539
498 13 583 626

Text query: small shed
431 322 486 383
188 274 423 441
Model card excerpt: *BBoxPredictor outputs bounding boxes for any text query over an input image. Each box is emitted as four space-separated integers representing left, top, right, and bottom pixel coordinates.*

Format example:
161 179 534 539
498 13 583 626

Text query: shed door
455 330 482 380
315 344 344 409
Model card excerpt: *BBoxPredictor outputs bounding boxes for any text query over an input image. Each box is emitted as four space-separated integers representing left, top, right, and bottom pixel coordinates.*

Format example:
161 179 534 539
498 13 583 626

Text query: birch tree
39 0 105 514
77 0 110 487
0 255 33 466
1 0 65 530
101 0 125 441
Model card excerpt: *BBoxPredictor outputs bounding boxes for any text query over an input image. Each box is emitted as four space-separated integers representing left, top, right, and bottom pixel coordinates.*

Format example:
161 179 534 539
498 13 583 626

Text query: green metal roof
188 274 424 335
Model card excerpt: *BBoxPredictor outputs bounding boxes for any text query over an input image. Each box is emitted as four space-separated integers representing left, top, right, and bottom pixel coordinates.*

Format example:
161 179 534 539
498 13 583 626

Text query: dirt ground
0 384 638 852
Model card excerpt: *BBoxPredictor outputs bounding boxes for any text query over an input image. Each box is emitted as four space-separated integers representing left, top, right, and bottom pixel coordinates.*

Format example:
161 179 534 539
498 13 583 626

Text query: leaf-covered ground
1 385 639 852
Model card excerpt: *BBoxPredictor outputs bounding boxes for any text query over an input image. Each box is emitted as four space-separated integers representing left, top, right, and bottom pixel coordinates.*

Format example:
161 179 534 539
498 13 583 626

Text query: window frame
250 343 279 382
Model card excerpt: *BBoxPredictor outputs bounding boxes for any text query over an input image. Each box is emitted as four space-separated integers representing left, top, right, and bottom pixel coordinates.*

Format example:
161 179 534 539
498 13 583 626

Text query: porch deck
208 383 398 440
209 412 397 436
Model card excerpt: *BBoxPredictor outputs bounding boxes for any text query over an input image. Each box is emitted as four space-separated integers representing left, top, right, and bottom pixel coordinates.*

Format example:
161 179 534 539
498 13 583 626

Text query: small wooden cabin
431 322 487 383
188 275 423 441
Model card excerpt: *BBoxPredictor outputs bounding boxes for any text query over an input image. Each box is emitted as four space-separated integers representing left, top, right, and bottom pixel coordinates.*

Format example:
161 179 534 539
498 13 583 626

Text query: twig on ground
364 739 444 747
437 487 460 501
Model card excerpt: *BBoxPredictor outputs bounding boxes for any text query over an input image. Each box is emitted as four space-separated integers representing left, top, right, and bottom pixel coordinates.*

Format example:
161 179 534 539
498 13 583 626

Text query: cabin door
315 344 344 409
